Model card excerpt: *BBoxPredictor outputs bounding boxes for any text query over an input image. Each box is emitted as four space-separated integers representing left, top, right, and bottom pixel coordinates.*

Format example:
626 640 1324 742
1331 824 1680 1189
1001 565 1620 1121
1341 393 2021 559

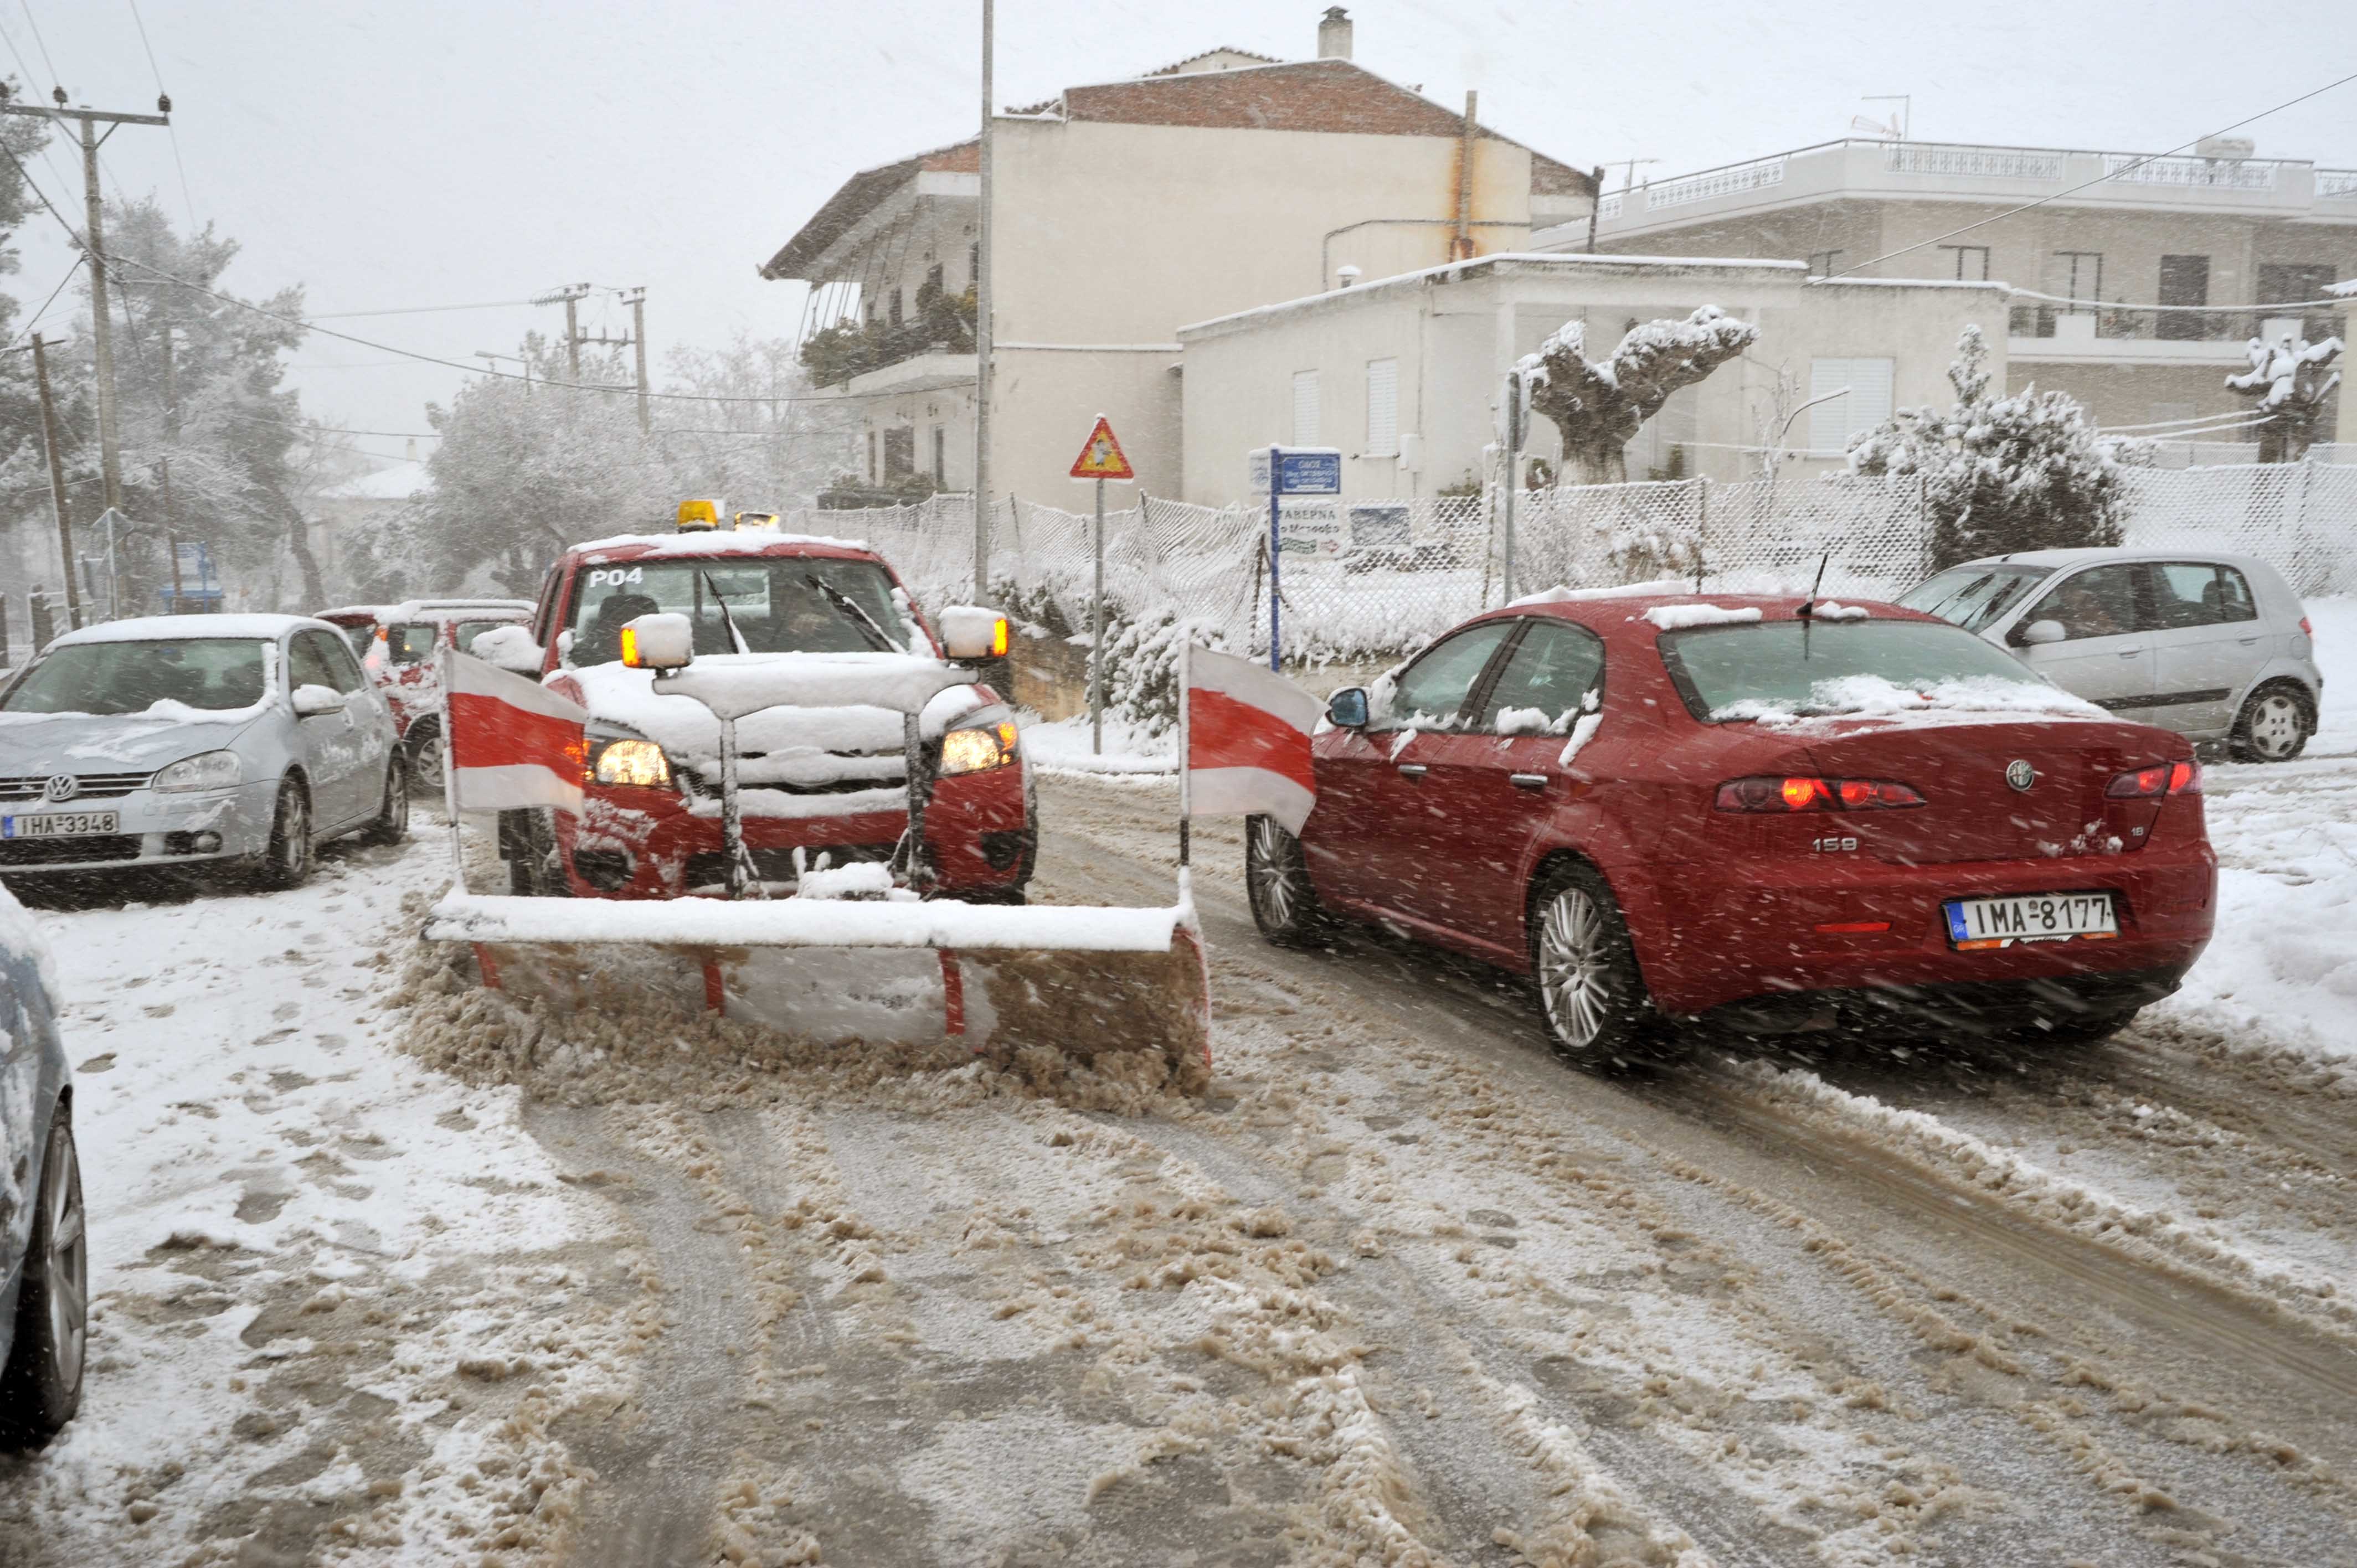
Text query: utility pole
620 287 649 432
30 334 83 632
973 0 995 599
124 277 187 605
1 89 173 515
532 282 593 379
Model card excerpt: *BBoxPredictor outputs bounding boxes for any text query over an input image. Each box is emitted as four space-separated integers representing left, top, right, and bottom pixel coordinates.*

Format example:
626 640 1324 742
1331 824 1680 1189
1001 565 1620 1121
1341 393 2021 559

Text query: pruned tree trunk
1521 307 1757 493
1563 440 1629 487
286 516 327 607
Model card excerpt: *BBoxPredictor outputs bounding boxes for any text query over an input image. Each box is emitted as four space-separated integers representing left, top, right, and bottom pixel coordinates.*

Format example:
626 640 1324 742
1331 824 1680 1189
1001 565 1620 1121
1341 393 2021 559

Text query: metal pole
1694 475 1709 592
1268 446 1283 673
1176 635 1191 909
972 0 995 600
721 714 746 900
81 118 126 513
630 289 650 434
1500 370 1521 604
438 640 465 892
159 310 184 607
106 510 120 621
1090 474 1105 754
31 335 81 632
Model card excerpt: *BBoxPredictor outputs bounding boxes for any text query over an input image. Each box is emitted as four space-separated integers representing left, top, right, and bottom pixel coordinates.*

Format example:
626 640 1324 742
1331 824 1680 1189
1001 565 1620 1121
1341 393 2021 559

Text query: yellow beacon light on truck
676 498 722 531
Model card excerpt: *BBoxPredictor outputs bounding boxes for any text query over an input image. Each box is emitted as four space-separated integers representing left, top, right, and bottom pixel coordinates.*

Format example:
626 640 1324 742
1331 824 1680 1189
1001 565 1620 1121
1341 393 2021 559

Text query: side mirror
620 612 695 672
469 624 547 674
1326 687 1370 729
2016 618 2067 647
938 605 1011 661
291 684 347 717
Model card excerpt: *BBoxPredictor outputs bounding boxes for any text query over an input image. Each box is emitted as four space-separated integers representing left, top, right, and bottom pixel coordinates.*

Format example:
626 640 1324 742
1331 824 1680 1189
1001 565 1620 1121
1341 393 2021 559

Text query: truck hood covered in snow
559 656 989 783
0 708 265 773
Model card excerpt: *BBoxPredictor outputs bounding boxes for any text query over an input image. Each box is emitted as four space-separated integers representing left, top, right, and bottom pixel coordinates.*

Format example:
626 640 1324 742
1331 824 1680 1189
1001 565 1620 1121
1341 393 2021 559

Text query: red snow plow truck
473 529 1031 902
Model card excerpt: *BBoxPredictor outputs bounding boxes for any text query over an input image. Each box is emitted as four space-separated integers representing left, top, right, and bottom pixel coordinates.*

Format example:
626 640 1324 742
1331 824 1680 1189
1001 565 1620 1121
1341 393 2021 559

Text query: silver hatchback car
1899 548 2323 761
0 615 408 888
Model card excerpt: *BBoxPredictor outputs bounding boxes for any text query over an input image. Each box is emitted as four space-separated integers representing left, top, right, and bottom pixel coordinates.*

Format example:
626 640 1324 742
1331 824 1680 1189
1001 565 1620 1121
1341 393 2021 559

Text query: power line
6 249 81 348
12 2 58 90
122 0 195 231
308 297 536 320
1825 67 2357 283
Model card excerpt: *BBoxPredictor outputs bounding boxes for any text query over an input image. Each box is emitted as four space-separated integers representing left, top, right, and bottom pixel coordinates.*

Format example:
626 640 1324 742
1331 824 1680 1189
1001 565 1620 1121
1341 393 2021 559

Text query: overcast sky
10 1 2353 463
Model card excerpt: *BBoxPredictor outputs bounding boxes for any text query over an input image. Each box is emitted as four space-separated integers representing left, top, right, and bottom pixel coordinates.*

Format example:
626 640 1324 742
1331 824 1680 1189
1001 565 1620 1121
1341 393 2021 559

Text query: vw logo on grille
42 774 78 803
2004 759 2037 792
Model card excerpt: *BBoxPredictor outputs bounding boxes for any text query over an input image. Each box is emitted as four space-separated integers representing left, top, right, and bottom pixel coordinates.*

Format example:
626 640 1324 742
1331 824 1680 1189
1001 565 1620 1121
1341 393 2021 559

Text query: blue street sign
1247 446 1342 497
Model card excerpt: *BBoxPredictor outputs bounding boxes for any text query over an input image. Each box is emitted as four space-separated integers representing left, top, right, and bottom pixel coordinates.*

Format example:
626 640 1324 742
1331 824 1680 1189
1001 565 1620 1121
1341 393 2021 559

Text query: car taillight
2106 760 2200 799
1714 776 1927 812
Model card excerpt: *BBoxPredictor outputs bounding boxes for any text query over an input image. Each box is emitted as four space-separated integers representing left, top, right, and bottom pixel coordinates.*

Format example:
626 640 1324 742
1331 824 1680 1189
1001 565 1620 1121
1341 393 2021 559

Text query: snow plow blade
421 891 1212 1094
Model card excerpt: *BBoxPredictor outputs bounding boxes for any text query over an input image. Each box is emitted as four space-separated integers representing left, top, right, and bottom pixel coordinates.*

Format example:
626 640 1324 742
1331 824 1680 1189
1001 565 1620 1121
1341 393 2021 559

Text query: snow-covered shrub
1520 306 1759 485
1847 326 2126 571
1099 612 1228 742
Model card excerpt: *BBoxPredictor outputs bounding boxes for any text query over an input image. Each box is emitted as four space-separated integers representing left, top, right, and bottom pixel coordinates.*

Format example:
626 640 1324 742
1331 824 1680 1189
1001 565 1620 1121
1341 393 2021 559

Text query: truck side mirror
939 605 1011 660
620 612 695 672
469 624 547 674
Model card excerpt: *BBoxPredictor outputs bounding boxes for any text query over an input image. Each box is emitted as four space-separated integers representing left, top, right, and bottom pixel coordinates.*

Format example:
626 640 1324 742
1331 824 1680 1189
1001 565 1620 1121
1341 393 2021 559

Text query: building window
1807 358 1893 456
866 430 878 483
889 287 904 327
925 262 945 299
2051 251 2104 311
883 425 915 477
2258 262 2339 339
1805 249 1844 278
969 241 979 290
2158 255 2209 341
932 425 946 486
1940 245 1990 282
1364 358 1398 457
1292 370 1321 446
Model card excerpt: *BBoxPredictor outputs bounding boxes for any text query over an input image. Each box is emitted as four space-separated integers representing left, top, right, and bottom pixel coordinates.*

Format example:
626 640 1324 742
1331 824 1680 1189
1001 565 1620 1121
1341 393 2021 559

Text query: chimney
1318 6 1353 60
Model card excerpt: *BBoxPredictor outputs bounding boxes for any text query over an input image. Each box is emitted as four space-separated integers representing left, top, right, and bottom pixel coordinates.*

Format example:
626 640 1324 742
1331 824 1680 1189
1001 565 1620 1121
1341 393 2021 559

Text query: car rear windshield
1658 620 2049 720
1897 563 2053 632
1 639 271 716
562 557 905 666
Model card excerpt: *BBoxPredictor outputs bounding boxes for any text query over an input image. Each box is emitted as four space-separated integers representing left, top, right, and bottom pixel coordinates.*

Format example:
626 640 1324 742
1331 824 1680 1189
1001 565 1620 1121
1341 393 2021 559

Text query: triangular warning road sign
1069 415 1136 481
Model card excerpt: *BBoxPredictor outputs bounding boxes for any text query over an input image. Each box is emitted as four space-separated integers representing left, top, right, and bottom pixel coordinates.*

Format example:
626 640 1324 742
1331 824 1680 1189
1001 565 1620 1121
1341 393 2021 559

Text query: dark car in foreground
1248 591 2218 1065
0 883 83 1447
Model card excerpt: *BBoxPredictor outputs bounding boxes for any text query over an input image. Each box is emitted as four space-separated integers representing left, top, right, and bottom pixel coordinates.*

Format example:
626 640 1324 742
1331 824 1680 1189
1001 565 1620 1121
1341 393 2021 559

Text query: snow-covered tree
1848 325 2126 571
1518 306 1758 486
2225 331 2343 463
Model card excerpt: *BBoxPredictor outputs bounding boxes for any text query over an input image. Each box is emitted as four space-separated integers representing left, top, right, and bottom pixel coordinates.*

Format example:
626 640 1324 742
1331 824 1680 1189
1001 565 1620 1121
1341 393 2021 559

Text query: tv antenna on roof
1856 94 1910 141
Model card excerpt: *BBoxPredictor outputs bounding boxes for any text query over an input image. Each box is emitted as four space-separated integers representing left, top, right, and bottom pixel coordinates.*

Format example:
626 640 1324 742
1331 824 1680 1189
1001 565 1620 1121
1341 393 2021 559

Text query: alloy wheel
1248 817 1305 931
277 788 312 881
1536 886 1614 1052
410 731 444 790
2247 691 2303 760
43 1128 86 1396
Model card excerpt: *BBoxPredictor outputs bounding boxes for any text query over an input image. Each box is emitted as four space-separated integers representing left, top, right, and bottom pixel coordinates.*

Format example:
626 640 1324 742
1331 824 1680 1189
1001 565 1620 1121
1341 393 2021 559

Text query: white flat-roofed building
1561 138 2354 447
1174 253 2006 505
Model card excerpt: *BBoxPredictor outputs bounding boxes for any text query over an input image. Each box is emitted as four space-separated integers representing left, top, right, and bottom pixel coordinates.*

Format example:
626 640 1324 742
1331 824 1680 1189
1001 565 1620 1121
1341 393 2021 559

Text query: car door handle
2118 650 2142 658
1396 764 1428 778
2237 637 2260 646
1509 773 1548 791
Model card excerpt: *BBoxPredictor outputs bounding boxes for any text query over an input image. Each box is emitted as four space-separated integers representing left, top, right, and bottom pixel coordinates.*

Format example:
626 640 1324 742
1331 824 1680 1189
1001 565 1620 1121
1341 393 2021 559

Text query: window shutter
1808 358 1893 455
1293 370 1322 447
1365 358 1398 457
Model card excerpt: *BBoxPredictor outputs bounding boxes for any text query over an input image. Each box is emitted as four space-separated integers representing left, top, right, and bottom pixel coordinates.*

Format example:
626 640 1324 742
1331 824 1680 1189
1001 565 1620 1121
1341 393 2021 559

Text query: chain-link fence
789 457 2357 668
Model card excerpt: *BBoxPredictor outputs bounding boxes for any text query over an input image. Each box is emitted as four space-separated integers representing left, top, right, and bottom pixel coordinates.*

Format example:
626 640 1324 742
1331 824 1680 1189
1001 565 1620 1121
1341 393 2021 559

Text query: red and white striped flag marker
437 645 589 891
1179 641 1320 896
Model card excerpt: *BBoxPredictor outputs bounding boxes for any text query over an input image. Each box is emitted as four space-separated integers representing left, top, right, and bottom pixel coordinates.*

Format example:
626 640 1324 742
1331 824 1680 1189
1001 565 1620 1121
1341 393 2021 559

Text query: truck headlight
153 750 243 792
940 720 1018 775
591 738 671 787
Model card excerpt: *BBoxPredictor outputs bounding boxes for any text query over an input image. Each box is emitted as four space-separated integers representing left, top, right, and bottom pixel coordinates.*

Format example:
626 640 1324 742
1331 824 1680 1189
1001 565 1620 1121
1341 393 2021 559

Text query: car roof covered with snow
312 604 394 626
568 532 880 565
1480 589 1935 642
51 613 337 646
382 600 533 625
1986 546 2274 571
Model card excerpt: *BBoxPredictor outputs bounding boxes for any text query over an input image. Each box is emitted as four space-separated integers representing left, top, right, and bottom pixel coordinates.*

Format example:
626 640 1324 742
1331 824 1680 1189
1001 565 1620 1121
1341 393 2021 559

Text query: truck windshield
563 557 907 666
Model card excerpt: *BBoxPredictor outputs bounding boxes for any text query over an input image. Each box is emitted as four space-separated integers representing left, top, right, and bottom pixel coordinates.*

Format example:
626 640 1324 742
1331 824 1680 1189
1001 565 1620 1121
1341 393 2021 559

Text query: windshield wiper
699 570 752 654
803 575 901 653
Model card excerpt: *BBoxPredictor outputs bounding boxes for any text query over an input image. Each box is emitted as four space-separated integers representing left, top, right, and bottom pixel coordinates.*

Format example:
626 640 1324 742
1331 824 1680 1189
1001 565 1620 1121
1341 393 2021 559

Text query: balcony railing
1594 191 1622 221
2008 303 2346 344
2103 153 2278 190
1645 153 1786 210
2320 169 2357 200
1887 142 2062 180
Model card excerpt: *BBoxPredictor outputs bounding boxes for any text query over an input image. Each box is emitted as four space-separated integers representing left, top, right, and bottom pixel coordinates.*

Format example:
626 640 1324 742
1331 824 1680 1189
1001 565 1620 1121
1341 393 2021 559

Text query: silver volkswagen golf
0 615 408 890
1900 548 2324 762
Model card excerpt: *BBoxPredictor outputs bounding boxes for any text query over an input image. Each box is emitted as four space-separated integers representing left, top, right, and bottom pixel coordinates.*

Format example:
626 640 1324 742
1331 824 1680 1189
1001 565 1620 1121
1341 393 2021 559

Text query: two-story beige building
759 9 1594 502
1175 255 2008 505
1572 137 2354 445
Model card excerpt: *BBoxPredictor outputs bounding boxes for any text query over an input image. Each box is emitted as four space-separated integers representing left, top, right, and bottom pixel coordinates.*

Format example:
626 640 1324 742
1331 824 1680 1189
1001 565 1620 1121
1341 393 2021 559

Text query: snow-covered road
2 654 2354 1565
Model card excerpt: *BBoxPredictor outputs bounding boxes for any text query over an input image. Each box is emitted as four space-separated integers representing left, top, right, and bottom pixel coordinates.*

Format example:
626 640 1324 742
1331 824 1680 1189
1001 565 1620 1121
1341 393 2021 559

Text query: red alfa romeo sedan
1246 592 2218 1065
